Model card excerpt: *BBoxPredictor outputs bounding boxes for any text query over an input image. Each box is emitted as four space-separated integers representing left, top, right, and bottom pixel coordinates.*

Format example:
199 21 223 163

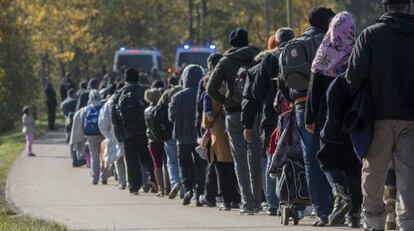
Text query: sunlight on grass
0 115 66 230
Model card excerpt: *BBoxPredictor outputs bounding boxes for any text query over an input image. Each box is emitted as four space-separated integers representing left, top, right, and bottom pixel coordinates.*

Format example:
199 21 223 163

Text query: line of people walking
55 1 413 230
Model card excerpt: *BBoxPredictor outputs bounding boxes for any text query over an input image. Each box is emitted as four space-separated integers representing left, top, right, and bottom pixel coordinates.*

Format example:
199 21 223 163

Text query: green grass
0 115 67 231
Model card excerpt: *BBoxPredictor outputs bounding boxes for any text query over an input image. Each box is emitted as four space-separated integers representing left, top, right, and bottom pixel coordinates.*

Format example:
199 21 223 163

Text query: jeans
325 168 362 215
164 139 181 186
266 155 278 210
124 134 154 193
178 144 207 198
362 120 414 231
226 112 262 211
295 108 332 217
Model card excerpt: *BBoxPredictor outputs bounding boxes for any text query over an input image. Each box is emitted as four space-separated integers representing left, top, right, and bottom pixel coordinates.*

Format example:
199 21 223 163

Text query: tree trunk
195 4 201 44
201 0 208 43
188 0 194 44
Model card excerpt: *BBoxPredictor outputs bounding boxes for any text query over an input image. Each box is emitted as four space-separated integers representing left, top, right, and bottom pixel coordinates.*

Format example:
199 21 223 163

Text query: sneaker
267 208 278 216
27 153 36 157
92 181 98 185
195 199 203 207
346 215 360 228
238 209 254 216
149 181 158 193
200 196 216 207
218 204 231 211
168 184 181 199
313 215 329 227
183 191 193 206
131 191 139 196
102 180 108 185
118 184 126 190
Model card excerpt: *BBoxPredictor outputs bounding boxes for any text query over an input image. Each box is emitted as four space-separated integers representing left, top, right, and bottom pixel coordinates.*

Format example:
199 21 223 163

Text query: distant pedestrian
22 106 36 157
45 83 57 130
60 72 76 102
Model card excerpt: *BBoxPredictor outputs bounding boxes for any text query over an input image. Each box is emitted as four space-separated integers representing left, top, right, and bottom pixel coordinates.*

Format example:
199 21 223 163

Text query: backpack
279 33 324 91
115 85 146 136
276 159 310 204
83 105 102 136
229 62 255 105
150 103 173 141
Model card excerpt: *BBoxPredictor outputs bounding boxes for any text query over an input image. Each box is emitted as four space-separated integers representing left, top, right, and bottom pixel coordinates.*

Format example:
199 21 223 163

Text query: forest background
0 0 383 131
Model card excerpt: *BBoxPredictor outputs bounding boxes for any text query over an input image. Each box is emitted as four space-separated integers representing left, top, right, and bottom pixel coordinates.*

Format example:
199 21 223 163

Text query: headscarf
88 89 102 107
311 11 356 78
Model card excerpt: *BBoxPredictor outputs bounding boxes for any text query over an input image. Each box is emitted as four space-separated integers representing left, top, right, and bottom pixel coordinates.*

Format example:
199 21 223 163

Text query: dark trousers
47 104 56 129
325 168 362 214
205 162 218 203
124 134 155 193
178 144 207 197
216 161 241 206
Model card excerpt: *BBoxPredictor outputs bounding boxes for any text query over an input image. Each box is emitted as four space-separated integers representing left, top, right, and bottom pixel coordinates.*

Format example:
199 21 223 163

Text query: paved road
6 131 362 231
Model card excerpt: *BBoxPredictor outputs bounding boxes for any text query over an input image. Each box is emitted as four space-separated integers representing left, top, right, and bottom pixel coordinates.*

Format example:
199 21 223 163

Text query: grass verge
0 116 66 230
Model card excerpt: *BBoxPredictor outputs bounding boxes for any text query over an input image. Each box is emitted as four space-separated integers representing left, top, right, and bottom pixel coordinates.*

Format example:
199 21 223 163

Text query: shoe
182 191 193 206
195 199 202 207
102 181 108 185
168 184 181 199
149 181 158 193
238 209 254 216
267 208 278 216
231 203 240 209
142 184 150 193
131 191 139 196
313 215 329 227
92 181 98 185
329 184 353 226
218 204 231 211
27 153 36 157
216 196 224 203
156 192 165 197
200 196 216 207
346 214 361 228
118 184 126 190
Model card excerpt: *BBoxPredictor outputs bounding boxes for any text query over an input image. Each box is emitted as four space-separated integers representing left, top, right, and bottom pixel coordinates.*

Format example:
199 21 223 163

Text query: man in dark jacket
111 69 155 195
346 1 414 230
76 78 99 111
248 28 295 216
207 28 261 215
169 65 207 206
60 72 76 102
45 83 57 130
278 7 335 226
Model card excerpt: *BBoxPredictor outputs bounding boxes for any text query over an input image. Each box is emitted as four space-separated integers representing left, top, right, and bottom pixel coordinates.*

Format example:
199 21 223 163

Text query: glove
243 129 253 144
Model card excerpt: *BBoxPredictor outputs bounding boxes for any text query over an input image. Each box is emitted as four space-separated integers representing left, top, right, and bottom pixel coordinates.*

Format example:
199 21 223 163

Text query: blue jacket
169 65 204 144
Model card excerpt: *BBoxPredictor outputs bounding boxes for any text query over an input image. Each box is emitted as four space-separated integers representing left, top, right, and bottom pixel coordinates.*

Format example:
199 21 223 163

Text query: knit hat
229 27 249 47
125 68 139 82
309 7 336 33
267 35 277 50
382 0 410 3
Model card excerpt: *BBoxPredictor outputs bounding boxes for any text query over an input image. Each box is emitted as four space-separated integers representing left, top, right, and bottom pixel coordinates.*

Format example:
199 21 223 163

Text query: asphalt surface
6 130 363 230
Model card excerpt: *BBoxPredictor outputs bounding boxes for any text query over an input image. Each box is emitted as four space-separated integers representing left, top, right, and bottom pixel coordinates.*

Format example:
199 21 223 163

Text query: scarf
311 11 356 77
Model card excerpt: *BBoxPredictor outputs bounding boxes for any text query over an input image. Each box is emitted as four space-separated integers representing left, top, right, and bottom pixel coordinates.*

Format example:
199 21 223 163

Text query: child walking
22 106 36 157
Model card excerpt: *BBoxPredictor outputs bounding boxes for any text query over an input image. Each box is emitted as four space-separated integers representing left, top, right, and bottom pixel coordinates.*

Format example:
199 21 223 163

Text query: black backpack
279 33 324 91
228 61 255 105
114 85 146 136
150 103 173 141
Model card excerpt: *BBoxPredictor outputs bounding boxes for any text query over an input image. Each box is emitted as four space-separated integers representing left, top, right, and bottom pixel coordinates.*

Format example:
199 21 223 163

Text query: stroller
269 110 311 226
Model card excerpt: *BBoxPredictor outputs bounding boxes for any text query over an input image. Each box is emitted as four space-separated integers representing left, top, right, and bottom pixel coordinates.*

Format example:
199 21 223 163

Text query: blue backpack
83 105 102 136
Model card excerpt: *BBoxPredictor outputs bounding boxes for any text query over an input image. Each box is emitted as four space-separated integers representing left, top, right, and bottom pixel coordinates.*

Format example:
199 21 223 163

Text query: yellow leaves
56 51 75 63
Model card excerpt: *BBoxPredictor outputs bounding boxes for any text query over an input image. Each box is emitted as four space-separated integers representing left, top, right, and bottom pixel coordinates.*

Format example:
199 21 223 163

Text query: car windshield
178 52 210 69
116 54 153 73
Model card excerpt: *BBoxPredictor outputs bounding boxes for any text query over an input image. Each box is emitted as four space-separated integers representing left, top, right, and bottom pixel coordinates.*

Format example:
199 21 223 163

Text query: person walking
144 88 170 197
169 65 207 206
157 77 183 199
207 28 262 215
346 1 414 230
278 7 336 226
60 72 76 102
111 69 155 195
22 106 36 157
250 28 295 216
306 12 362 228
45 83 57 130
76 78 99 111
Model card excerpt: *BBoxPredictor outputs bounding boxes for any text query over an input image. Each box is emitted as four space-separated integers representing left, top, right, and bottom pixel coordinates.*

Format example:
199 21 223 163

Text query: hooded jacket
347 12 414 121
169 65 203 144
207 46 260 113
